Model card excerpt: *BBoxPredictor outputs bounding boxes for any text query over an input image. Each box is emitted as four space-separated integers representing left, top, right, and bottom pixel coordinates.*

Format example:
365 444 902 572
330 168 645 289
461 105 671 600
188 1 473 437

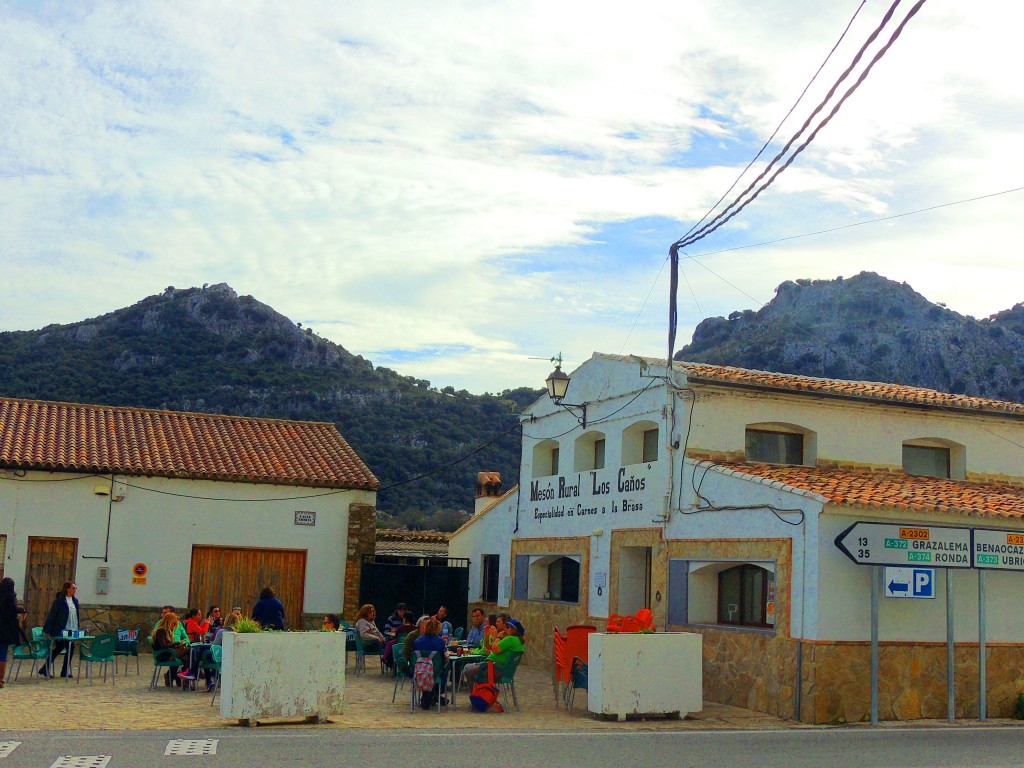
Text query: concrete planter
220 631 346 725
587 632 703 721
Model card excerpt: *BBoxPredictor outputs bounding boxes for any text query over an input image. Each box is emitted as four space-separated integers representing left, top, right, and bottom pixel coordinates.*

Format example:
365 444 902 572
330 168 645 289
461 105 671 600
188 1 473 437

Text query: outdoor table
185 642 211 689
47 634 94 681
448 650 484 711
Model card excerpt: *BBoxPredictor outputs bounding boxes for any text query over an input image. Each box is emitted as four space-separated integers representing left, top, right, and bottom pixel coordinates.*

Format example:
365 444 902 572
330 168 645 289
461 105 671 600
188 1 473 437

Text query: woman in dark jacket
40 581 80 678
251 587 285 630
0 577 29 687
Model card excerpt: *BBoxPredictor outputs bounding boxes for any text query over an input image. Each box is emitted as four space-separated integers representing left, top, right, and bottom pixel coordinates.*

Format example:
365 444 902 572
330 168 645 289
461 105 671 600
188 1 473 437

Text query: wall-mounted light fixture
545 353 588 428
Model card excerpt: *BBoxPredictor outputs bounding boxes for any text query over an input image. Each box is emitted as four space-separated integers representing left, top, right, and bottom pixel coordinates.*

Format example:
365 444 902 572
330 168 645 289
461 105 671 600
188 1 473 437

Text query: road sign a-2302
835 521 972 568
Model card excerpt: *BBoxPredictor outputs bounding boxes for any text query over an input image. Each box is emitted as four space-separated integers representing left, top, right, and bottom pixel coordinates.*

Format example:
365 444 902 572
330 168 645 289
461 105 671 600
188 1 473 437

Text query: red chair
634 608 655 631
604 614 625 633
552 627 569 706
564 625 596 670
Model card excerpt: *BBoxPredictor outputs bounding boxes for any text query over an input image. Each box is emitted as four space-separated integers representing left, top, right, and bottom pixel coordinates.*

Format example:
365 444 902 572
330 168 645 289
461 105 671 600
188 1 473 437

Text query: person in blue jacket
251 586 285 630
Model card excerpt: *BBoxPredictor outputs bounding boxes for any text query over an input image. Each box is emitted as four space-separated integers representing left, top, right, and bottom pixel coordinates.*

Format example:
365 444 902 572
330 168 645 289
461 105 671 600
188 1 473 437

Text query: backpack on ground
414 650 436 693
469 661 504 713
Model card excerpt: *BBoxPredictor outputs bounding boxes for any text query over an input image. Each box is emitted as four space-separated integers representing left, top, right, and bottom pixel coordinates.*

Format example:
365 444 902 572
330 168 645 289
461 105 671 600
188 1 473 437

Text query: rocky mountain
677 271 1024 401
0 284 540 523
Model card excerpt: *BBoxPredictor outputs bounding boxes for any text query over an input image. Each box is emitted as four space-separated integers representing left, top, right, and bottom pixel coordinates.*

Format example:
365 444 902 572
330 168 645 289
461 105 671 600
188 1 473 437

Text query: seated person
402 615 431 664
354 604 386 648
433 605 453 638
412 617 449 709
323 614 341 631
465 608 486 647
183 607 210 643
152 613 190 686
383 611 417 669
461 614 524 685
153 605 190 647
383 603 408 635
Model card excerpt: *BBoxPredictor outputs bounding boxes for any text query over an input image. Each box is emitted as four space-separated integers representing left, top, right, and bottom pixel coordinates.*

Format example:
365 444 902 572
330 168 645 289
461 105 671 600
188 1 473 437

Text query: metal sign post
978 570 987 721
946 570 955 723
870 565 880 725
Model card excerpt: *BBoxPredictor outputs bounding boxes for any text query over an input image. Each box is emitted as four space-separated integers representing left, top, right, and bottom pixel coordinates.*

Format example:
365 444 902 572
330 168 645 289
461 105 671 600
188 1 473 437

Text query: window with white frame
532 439 561 477
514 553 582 604
622 420 659 465
676 560 776 630
573 431 607 472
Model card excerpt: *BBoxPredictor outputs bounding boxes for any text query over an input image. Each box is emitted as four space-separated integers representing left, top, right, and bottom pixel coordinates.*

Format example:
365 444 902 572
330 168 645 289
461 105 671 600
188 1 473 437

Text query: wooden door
24 537 78 630
188 546 307 630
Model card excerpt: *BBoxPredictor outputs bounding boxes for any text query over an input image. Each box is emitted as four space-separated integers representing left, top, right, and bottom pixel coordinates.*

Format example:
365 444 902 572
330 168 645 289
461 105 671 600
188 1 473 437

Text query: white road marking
0 742 21 759
165 738 218 756
48 757 111 768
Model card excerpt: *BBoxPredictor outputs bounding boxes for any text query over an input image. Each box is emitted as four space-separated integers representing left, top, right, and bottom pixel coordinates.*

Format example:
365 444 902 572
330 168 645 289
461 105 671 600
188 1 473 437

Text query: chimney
475 471 503 514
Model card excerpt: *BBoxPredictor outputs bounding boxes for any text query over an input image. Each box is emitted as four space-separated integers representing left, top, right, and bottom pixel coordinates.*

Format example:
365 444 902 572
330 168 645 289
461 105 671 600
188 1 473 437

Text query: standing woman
0 577 29 687
40 581 80 678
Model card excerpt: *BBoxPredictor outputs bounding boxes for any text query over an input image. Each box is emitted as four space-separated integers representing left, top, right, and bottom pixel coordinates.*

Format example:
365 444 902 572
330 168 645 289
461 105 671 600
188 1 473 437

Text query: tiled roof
375 529 450 556
711 461 1024 520
0 396 378 490
592 353 1024 418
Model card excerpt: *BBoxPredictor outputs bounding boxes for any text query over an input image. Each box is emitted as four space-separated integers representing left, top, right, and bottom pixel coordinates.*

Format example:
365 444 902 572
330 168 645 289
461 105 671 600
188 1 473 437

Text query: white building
0 396 378 631
449 352 1024 722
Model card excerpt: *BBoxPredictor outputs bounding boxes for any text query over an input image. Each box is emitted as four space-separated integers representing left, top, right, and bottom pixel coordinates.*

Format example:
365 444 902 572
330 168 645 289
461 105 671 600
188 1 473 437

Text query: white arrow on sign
835 521 972 568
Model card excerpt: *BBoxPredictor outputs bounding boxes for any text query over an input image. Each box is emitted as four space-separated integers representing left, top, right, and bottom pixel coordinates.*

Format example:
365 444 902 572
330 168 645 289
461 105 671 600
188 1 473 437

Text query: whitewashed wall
0 470 374 613
447 492 517 608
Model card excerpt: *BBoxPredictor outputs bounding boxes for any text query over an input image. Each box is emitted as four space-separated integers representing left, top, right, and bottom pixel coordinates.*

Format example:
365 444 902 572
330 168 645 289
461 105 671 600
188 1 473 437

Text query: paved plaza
0 655 793 732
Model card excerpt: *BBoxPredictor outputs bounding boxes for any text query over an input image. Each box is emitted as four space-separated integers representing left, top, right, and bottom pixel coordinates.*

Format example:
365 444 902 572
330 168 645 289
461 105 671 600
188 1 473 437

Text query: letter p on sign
912 568 934 598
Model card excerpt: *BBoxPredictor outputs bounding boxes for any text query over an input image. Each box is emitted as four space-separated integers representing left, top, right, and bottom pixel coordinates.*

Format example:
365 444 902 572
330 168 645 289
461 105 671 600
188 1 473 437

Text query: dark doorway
359 556 470 634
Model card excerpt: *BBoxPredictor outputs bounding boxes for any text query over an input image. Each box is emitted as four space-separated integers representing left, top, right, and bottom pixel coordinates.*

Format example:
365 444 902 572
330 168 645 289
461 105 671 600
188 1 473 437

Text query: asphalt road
2 726 1023 768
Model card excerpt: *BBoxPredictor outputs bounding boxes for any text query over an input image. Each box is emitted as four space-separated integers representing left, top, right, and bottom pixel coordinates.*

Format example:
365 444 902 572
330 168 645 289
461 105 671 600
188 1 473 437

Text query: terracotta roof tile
0 396 378 490
713 462 1024 520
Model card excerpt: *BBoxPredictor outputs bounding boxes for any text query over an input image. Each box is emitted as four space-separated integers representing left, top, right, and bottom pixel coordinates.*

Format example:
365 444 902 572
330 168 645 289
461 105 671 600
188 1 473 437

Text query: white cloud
0 0 1022 393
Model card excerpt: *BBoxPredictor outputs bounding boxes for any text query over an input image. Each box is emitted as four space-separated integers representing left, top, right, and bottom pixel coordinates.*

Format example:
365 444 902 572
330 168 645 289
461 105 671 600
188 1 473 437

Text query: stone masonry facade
344 502 377 621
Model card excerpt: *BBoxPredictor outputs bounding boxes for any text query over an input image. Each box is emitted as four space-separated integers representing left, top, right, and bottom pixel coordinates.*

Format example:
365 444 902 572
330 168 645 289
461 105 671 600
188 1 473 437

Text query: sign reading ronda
529 467 652 525
835 522 972 568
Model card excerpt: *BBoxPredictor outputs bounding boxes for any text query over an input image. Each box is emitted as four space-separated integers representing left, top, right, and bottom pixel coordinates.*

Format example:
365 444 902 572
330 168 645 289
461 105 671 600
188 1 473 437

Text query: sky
2 1 1023 394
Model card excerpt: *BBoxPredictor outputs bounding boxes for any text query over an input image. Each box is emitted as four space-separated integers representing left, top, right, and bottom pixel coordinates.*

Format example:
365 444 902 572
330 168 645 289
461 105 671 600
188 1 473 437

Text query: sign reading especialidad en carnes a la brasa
835 521 1024 571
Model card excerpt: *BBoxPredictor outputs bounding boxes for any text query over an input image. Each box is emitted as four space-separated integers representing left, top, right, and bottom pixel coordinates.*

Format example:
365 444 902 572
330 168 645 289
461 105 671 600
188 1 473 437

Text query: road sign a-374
835 521 972 568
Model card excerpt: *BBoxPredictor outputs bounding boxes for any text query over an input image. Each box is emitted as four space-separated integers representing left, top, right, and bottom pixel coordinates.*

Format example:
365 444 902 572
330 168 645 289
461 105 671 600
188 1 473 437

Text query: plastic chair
453 627 465 641
77 634 117 685
392 652 413 702
113 629 141 675
552 627 569 707
634 608 655 631
564 625 596 667
6 639 49 682
411 650 449 713
604 614 625 633
565 656 589 712
353 631 384 676
147 637 185 691
202 645 222 706
474 650 524 711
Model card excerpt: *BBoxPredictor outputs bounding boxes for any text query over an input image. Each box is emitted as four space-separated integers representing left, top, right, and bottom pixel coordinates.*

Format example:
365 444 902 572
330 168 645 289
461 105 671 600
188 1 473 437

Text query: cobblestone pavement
0 655 803 732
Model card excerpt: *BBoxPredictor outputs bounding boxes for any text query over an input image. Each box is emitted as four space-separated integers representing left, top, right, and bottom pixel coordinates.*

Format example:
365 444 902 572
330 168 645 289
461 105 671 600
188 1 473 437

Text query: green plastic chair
410 650 449 713
475 650 525 711
147 636 185 691
353 631 384 676
453 627 465 641
78 634 118 685
392 652 412 702
201 645 222 707
113 628 141 675
565 655 588 712
6 639 49 682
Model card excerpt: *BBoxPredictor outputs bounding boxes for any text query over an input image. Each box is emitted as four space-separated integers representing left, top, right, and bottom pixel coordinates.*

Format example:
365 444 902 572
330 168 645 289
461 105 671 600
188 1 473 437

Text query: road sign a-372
835 521 972 568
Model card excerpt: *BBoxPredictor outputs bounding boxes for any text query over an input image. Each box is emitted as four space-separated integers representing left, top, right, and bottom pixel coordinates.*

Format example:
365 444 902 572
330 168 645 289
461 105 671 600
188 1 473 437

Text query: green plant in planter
234 617 263 633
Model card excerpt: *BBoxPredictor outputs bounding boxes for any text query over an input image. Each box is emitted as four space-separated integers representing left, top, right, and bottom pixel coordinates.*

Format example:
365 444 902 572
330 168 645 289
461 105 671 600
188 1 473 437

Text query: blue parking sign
911 568 934 598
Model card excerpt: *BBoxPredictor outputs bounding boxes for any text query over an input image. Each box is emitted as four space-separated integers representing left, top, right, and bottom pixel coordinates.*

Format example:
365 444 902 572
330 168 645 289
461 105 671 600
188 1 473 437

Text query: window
717 564 774 627
642 429 658 462
515 553 582 604
481 554 500 602
746 429 803 465
903 445 950 479
532 439 561 477
622 420 659 465
573 431 607 472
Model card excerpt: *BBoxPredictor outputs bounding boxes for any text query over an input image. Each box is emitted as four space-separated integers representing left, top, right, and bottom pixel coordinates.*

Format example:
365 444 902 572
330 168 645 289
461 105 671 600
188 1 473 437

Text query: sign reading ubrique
529 466 653 525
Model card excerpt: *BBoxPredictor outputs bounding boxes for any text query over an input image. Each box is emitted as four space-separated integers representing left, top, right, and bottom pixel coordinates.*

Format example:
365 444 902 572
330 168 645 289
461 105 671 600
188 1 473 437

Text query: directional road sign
883 567 935 598
835 521 972 568
973 528 1024 571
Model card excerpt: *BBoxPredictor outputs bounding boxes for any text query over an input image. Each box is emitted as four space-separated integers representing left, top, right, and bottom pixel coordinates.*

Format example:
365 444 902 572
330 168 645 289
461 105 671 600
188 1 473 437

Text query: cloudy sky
2 1 1022 393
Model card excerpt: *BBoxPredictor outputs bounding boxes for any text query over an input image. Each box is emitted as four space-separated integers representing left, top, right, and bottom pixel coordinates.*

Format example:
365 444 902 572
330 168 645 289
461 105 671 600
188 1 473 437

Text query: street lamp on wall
545 353 588 428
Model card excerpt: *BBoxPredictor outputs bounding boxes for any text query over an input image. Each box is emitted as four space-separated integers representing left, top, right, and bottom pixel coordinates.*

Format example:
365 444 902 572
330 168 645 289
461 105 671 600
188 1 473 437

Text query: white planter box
220 632 346 724
587 632 703 721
